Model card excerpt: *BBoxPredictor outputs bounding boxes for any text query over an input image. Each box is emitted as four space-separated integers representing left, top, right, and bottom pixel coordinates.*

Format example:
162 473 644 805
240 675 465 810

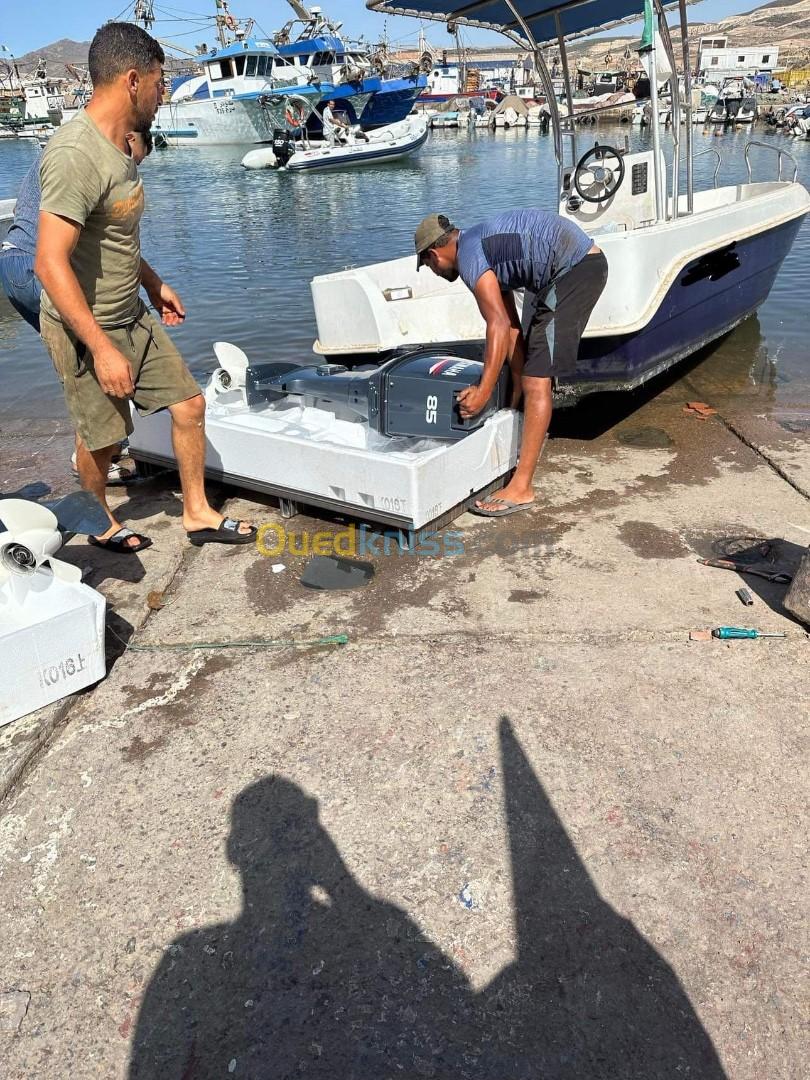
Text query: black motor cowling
244 351 510 441
272 128 295 167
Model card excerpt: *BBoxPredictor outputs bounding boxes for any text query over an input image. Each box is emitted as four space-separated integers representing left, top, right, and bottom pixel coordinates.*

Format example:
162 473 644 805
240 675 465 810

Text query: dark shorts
0 249 41 333
524 251 608 379
40 300 201 452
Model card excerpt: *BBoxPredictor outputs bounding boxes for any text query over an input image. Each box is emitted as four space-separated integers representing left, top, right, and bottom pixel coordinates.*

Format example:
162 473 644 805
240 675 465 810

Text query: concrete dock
1 344 807 1078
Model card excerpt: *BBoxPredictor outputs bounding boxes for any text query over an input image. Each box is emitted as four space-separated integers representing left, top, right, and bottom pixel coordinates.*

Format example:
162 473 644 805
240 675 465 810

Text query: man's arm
35 211 135 398
141 257 185 327
457 270 513 418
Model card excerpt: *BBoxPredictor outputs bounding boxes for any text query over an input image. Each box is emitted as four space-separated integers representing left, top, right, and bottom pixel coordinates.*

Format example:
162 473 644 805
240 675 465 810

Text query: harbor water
0 124 808 426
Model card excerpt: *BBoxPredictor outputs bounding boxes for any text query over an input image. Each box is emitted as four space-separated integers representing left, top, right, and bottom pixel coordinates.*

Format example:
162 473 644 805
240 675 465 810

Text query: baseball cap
414 213 455 271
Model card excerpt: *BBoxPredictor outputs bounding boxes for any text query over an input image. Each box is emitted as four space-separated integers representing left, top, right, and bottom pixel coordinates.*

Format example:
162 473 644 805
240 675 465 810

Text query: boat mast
677 0 694 212
554 13 577 175
133 0 155 31
640 1 665 222
500 0 563 192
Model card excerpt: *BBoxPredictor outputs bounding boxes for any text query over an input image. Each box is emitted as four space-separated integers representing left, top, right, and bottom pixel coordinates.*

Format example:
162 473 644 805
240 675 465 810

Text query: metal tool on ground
711 627 786 639
697 557 792 584
735 587 754 606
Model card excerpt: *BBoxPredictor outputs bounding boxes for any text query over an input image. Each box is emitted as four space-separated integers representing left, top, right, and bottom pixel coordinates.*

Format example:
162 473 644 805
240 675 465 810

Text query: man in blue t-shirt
0 128 153 332
414 208 608 517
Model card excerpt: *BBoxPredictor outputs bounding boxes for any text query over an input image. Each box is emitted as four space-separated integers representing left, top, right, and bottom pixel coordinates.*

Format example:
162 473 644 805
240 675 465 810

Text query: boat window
762 54 770 64
257 55 268 76
737 55 745 63
234 55 245 76
246 55 258 76
208 59 232 81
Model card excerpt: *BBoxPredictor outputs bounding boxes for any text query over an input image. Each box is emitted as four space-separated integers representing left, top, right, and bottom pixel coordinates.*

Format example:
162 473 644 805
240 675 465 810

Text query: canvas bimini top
366 0 691 47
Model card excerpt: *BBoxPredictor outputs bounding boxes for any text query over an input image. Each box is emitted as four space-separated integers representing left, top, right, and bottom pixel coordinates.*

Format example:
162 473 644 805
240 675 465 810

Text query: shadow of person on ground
129 719 727 1079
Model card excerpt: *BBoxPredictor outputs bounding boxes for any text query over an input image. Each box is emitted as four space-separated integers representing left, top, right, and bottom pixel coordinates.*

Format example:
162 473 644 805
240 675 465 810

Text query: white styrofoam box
0 574 106 727
128 397 521 531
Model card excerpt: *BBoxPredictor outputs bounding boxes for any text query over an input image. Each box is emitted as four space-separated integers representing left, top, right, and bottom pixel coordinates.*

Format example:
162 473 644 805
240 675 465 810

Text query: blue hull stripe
560 216 806 390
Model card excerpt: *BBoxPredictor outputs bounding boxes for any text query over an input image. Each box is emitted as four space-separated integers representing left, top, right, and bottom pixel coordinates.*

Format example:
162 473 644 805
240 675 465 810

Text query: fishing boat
708 77 756 125
241 114 429 170
306 0 809 404
152 35 322 146
272 1 427 131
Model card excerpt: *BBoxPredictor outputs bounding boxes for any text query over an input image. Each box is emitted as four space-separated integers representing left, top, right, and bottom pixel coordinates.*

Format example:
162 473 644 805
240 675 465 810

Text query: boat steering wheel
573 143 625 204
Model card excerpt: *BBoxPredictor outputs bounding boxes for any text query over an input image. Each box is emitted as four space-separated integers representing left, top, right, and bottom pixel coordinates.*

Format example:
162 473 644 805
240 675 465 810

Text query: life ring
224 13 237 31
284 97 308 129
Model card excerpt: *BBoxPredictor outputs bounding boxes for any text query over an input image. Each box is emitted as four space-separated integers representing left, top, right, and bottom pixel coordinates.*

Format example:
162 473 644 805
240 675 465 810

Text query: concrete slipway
0 345 807 1078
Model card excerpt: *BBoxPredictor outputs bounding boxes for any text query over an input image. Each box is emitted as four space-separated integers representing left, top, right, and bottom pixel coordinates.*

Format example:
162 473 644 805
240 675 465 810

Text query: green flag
639 0 654 53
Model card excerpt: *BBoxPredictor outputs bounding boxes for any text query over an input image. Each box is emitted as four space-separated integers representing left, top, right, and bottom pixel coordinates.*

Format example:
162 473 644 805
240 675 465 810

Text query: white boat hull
242 117 429 171
309 166 809 401
152 92 316 146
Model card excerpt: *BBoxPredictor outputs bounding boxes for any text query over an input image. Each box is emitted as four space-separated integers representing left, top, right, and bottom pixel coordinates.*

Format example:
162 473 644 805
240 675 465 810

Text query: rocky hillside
10 39 89 78
567 0 810 70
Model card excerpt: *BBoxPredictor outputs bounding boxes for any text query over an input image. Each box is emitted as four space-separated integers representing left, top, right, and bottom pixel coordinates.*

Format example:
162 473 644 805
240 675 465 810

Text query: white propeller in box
0 499 106 728
0 499 82 604
211 341 250 396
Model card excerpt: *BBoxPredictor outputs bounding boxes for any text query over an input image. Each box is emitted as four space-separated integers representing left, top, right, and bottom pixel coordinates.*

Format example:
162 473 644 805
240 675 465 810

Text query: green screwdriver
712 627 787 639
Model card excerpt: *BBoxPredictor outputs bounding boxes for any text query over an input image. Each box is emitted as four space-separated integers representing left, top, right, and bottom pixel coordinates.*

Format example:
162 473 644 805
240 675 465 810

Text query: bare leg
76 437 142 548
169 395 252 535
507 326 525 410
475 375 551 510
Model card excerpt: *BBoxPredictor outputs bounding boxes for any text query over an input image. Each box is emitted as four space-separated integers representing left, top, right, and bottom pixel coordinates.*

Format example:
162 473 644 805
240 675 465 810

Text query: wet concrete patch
120 654 235 736
508 590 546 603
617 427 675 449
618 521 689 560
122 734 168 764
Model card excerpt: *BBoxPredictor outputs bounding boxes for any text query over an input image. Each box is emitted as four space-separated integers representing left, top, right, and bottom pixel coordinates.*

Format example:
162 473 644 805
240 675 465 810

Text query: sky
1 0 765 59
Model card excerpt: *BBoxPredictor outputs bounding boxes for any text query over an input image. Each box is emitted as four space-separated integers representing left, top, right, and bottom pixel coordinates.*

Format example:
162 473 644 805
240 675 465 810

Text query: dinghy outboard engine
245 351 510 441
271 128 295 168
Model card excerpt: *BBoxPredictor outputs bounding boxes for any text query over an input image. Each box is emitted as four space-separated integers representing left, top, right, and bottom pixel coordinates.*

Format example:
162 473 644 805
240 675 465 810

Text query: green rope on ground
127 634 349 652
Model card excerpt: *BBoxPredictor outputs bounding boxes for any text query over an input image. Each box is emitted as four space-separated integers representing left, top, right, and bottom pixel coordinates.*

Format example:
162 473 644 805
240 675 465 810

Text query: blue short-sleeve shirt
456 209 592 295
6 159 40 256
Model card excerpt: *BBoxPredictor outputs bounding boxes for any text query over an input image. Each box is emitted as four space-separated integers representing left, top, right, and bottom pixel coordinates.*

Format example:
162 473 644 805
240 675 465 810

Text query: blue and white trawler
152 37 322 147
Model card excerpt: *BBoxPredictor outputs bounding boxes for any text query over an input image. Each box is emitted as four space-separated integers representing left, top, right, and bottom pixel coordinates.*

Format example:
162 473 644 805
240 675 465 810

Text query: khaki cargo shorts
40 300 201 452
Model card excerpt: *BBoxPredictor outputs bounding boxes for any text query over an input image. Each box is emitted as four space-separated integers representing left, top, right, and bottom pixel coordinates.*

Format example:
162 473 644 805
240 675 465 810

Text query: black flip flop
187 517 257 547
88 527 153 554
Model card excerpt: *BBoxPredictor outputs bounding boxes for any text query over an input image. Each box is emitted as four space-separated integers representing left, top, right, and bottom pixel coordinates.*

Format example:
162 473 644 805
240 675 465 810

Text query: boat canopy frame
368 0 699 222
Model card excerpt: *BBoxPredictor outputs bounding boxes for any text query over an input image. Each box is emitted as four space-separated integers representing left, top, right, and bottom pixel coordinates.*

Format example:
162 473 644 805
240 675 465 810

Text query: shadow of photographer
130 719 727 1079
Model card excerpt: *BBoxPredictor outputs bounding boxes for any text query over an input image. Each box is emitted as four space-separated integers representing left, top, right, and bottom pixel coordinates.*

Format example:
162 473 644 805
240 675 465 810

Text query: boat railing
694 147 722 188
744 140 798 184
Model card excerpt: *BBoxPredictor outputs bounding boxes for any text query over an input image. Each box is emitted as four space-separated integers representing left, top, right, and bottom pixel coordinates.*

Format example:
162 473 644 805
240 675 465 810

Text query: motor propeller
0 500 82 604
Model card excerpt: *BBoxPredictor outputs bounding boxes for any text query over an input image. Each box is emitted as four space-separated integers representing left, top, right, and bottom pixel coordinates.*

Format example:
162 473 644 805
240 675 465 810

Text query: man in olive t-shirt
35 22 256 552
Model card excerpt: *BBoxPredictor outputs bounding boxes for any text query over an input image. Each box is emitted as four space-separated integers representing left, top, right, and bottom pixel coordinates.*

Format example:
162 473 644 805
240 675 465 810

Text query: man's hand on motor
457 383 491 419
94 343 135 398
148 281 186 326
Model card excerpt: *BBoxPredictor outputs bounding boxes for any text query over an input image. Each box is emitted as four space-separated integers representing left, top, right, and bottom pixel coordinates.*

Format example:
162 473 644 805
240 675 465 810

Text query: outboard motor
271 128 295 168
244 351 510 441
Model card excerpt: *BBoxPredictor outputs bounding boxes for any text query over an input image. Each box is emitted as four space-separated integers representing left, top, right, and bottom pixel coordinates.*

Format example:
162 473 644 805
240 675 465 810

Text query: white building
698 37 779 75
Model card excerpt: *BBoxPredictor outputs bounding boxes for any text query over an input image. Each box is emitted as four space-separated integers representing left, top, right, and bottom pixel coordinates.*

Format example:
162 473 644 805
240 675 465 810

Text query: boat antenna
133 0 156 32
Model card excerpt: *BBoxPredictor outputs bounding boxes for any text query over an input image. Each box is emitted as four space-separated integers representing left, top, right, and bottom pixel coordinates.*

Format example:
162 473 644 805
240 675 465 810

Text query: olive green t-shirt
39 111 144 327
